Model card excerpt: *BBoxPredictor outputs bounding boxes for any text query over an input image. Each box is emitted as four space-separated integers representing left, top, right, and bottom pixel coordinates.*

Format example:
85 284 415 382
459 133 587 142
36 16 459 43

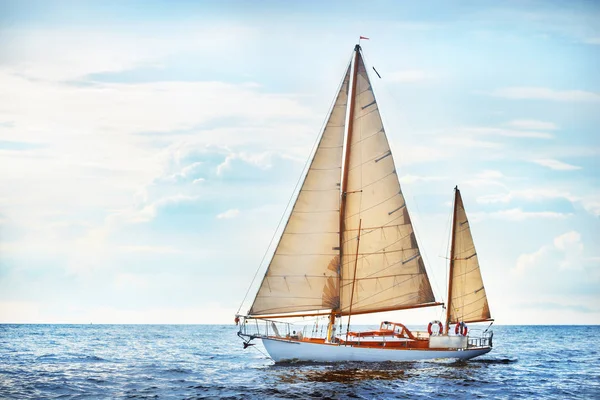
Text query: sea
0 324 598 399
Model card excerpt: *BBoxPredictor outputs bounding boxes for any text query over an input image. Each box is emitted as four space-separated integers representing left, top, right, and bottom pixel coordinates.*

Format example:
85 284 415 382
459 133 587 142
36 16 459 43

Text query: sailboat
236 43 493 362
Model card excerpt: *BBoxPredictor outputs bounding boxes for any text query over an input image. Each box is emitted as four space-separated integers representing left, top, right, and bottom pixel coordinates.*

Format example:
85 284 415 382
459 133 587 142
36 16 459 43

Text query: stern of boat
429 327 493 351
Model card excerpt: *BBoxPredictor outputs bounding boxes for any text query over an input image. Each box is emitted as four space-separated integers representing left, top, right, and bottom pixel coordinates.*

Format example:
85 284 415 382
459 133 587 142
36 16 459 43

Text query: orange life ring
427 320 443 335
454 322 468 336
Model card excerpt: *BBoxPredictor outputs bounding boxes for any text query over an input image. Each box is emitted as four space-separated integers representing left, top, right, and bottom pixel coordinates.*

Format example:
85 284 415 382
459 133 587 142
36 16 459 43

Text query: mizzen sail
447 188 492 324
339 51 437 315
248 65 351 316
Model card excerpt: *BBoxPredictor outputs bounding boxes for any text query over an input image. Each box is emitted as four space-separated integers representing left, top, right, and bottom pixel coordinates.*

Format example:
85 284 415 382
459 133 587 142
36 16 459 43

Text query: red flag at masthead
359 36 370 40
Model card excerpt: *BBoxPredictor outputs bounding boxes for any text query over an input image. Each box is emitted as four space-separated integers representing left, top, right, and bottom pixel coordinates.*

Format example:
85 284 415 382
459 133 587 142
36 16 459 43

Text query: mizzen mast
445 186 459 334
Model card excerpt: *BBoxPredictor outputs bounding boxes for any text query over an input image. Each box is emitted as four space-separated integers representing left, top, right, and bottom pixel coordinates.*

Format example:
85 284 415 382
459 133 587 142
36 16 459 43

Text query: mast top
354 44 361 51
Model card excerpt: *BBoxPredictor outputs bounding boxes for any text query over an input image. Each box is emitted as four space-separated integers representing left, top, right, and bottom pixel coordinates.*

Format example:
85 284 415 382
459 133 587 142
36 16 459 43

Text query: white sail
249 65 351 315
339 52 436 315
448 189 492 324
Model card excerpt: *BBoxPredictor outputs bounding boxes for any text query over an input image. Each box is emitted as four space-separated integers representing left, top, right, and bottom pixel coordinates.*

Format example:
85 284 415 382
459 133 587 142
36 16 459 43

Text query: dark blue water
1 325 598 399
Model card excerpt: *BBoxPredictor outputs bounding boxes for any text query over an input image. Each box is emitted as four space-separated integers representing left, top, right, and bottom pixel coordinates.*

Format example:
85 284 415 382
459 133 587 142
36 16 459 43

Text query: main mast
327 44 361 342
445 186 459 334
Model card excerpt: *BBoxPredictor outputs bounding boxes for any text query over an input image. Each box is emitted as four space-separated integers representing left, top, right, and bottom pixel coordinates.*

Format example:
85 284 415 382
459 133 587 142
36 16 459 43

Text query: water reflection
271 362 414 383
268 358 516 384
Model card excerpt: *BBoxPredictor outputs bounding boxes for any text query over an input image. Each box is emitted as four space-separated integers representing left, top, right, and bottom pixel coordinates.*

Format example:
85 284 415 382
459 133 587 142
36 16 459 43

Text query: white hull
262 338 491 363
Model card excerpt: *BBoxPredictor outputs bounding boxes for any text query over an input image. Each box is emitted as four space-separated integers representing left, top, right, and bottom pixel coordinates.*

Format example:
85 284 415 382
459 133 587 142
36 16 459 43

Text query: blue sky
0 0 598 325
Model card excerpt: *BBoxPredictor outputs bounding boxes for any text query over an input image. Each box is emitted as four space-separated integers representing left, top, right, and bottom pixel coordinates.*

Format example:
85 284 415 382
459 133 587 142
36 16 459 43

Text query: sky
0 0 598 325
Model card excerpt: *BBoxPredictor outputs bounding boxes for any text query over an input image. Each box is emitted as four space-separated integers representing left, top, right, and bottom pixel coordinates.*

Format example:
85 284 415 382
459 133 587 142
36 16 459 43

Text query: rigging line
236 55 353 316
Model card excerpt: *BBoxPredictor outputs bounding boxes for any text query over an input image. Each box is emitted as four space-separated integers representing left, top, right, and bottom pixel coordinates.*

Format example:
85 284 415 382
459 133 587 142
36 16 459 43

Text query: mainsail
339 51 436 315
447 188 492 325
248 45 439 318
249 65 351 315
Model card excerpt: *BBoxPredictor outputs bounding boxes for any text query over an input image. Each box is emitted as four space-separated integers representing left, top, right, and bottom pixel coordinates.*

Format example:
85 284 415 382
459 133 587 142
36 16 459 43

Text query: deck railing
237 317 321 341
467 329 493 348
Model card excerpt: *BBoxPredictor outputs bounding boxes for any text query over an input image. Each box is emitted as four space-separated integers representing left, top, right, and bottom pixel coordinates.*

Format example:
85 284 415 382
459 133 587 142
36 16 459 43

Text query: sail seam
354 107 379 120
346 154 393 174
459 308 488 319
452 292 487 303
340 247 419 266
341 230 414 257
343 221 406 232
347 128 383 149
348 292 423 309
342 220 406 243
300 189 341 192
292 209 339 214
282 231 340 235
275 253 340 256
355 251 420 280
340 272 424 282
359 169 397 190
266 274 335 278
343 278 426 309
343 192 399 220
453 265 483 277
455 246 476 256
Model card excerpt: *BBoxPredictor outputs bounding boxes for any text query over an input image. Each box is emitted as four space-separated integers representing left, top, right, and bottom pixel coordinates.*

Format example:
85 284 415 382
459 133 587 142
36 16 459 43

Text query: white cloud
476 188 600 218
584 37 600 45
0 301 43 323
512 230 586 275
553 231 584 270
514 245 549 275
462 126 553 139
477 188 579 204
119 245 181 254
0 301 238 324
393 144 449 165
399 174 445 184
216 209 240 219
532 158 582 171
113 194 200 225
488 87 600 102
387 70 429 83
216 152 274 176
437 136 502 148
488 208 571 221
0 24 318 274
477 170 505 180
581 195 600 217
463 170 509 189
114 273 149 290
1 24 258 81
164 162 204 182
507 119 558 130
